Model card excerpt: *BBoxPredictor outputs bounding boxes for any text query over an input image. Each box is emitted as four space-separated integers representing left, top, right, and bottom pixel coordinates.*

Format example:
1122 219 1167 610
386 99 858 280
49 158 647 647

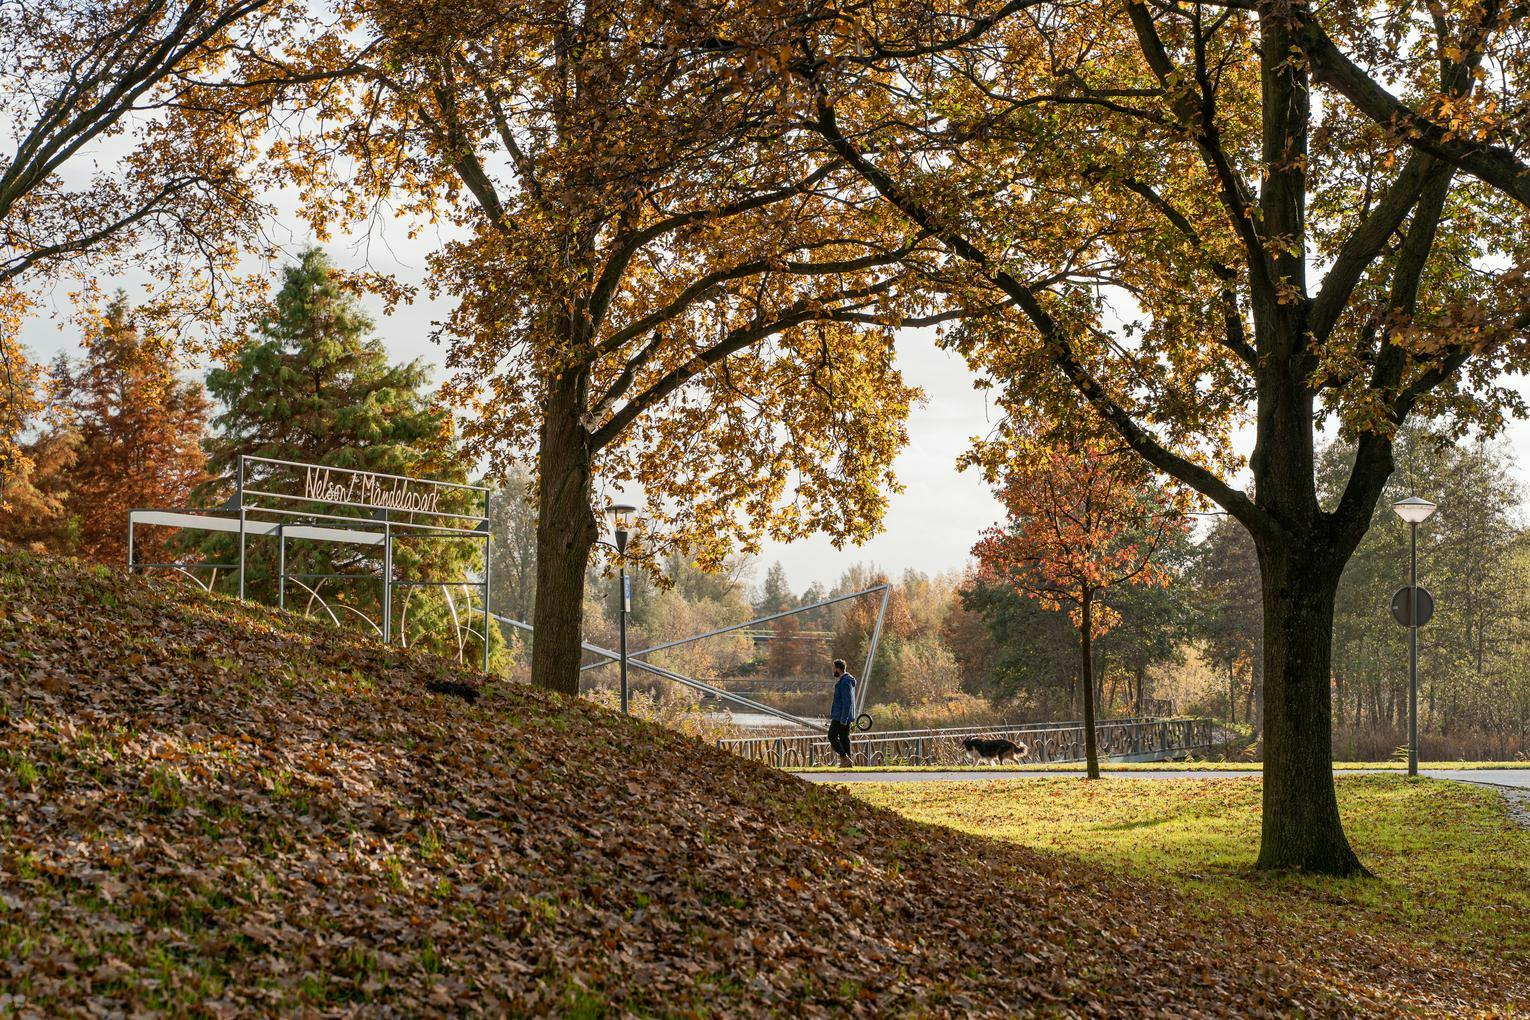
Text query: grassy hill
0 546 1523 1017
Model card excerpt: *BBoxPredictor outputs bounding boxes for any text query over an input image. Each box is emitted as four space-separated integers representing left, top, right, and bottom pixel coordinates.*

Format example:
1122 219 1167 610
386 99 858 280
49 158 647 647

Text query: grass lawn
792 760 1530 772
845 774 1530 973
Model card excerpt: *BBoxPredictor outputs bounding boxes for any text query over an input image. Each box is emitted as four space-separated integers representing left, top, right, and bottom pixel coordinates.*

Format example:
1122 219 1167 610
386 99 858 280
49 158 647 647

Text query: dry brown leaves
0 547 1523 1017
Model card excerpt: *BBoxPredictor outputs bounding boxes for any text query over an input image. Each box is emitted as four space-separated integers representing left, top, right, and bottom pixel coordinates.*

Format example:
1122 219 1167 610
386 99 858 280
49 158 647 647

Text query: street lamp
1392 496 1437 777
604 502 639 715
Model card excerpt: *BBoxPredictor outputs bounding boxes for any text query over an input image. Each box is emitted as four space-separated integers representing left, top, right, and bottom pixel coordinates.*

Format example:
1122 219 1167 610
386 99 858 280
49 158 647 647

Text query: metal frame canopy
128 454 493 669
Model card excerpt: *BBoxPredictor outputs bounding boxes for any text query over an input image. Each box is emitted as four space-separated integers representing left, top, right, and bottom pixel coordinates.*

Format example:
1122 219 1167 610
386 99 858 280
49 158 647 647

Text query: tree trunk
530 370 598 697
1080 590 1100 779
1135 665 1145 716
1254 543 1365 875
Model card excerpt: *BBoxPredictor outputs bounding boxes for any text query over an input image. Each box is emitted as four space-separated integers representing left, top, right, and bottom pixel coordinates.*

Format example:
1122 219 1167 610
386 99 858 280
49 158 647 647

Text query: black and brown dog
961 735 1028 765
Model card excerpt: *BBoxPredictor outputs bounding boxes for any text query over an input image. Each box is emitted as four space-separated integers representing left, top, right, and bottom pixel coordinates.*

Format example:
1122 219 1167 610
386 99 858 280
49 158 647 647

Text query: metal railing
718 717 1215 769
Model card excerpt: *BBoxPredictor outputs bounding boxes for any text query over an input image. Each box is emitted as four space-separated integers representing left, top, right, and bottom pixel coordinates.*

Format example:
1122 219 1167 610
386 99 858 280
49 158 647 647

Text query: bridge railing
717 717 1215 769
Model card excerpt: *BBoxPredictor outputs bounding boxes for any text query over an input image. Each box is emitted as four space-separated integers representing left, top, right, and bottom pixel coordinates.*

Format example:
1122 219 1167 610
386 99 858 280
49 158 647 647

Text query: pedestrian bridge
718 717 1216 769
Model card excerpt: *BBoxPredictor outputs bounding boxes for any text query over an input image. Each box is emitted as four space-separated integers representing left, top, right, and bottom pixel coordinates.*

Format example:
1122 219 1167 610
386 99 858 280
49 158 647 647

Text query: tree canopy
765 0 1530 874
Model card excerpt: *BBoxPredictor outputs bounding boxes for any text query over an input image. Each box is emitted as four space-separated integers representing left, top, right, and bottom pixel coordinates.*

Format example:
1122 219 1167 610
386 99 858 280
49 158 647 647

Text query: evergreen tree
198 248 500 666
754 562 793 616
203 249 452 478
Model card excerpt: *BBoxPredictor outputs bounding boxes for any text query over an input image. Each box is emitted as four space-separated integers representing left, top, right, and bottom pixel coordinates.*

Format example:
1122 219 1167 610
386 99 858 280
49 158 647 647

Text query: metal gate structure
127 453 889 731
128 455 494 669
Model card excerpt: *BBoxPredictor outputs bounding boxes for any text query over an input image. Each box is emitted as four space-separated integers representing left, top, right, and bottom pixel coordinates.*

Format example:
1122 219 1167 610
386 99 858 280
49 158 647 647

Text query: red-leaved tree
974 436 1188 778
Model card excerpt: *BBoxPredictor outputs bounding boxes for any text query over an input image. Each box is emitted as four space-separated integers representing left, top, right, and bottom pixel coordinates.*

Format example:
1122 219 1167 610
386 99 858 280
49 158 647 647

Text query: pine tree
198 248 500 666
754 562 794 617
57 294 210 564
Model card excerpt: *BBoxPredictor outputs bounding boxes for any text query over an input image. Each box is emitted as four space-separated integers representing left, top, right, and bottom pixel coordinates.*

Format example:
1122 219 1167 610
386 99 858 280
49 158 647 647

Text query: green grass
791 759 1529 772
846 774 1530 969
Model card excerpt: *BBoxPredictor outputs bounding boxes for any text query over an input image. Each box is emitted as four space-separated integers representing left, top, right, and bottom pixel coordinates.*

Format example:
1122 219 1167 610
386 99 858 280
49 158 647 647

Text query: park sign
127 454 493 669
1390 586 1436 628
302 465 443 516
237 455 485 524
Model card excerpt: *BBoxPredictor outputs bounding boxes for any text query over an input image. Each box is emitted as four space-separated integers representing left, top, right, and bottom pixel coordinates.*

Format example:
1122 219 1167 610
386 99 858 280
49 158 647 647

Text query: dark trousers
828 720 853 759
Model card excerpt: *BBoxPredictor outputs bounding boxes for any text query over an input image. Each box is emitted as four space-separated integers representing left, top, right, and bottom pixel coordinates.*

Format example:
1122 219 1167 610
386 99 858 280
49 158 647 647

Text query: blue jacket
831 672 857 723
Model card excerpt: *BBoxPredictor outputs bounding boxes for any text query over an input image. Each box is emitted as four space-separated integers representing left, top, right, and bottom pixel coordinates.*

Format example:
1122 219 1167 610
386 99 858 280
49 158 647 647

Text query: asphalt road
798 768 1530 788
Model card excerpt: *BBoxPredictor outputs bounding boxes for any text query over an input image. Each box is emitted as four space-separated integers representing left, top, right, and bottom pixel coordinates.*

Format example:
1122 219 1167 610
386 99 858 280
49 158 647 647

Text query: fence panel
719 717 1216 768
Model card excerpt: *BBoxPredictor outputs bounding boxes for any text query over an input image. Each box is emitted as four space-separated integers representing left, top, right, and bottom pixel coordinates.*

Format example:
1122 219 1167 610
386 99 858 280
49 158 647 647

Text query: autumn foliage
0 295 209 561
60 296 211 563
974 435 1188 776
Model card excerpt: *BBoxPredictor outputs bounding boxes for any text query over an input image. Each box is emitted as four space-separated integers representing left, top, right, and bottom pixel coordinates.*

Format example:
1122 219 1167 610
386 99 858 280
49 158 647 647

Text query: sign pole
382 518 392 645
1408 520 1419 777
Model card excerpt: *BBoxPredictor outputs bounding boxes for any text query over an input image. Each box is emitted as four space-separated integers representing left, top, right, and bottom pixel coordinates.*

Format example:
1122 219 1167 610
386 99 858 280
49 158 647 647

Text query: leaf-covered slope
0 548 1520 1017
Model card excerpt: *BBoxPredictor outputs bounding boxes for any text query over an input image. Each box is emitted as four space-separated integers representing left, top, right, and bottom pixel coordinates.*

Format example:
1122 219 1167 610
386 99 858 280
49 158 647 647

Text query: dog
962 735 1028 765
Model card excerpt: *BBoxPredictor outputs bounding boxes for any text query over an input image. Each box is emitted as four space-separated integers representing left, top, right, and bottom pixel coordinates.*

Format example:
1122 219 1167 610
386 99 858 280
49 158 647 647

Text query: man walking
828 658 857 768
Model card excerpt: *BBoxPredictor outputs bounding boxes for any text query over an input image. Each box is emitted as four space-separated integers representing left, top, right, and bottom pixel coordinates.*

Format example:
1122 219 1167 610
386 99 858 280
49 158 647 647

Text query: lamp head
604 502 639 553
1391 496 1437 525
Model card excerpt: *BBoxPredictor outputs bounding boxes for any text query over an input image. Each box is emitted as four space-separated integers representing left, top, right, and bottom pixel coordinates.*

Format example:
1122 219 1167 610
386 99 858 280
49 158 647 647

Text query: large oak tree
775 0 1530 873
293 0 969 694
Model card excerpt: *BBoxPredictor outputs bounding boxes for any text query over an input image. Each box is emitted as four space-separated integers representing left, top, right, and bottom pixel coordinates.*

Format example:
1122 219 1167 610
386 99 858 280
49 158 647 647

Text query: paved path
798 768 1530 788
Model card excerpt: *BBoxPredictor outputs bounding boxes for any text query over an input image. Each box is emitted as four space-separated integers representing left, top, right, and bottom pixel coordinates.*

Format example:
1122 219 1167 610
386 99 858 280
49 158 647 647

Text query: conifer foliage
197 249 493 662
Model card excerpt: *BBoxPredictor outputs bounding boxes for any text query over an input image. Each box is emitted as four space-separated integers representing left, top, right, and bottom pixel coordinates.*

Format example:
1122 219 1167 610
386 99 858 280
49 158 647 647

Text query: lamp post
1392 495 1437 777
604 503 638 716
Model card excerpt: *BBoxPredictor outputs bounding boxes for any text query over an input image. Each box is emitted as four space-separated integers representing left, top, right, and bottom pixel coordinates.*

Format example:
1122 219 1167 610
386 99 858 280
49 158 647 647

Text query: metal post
237 506 247 601
127 520 135 573
1408 521 1419 777
277 526 286 611
855 583 891 717
482 490 492 673
382 520 392 646
236 457 246 601
618 562 630 716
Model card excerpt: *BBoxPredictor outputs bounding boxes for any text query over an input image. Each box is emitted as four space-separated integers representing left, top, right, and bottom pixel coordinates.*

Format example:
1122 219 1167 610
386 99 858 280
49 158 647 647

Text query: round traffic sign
1390 586 1435 627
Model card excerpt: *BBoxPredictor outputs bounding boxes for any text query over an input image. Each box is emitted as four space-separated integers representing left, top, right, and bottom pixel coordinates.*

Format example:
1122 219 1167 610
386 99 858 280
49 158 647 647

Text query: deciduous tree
0 290 43 508
287 0 970 696
1191 516 1264 727
0 1 367 480
785 0 1530 873
1285 2 1530 213
973 434 1186 777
